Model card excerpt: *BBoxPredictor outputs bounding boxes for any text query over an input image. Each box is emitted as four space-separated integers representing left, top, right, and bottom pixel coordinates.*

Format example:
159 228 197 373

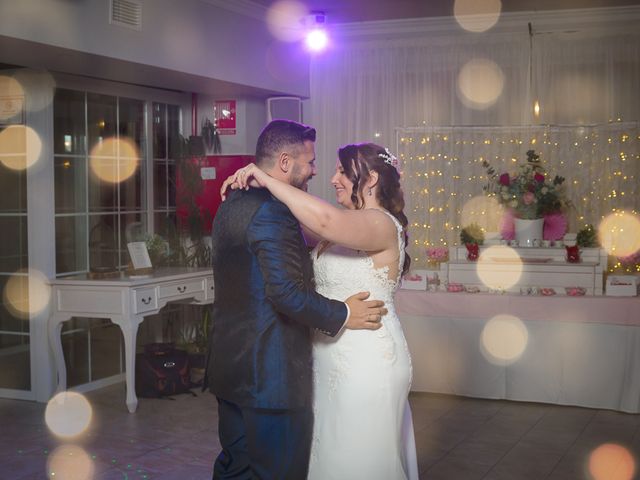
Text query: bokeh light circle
461 195 505 233
0 125 43 171
598 212 640 258
480 314 529 364
454 0 502 32
266 0 307 42
477 245 522 290
588 443 636 480
12 69 56 113
2 269 51 319
45 391 93 438
457 59 505 110
89 137 139 183
47 445 95 480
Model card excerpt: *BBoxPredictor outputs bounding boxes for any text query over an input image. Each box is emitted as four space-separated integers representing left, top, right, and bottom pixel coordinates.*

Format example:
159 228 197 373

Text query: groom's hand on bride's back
344 292 386 330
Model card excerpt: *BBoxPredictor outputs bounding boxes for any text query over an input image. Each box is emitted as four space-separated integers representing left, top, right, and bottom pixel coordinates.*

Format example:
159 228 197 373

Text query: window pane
167 104 181 159
168 162 177 208
55 157 86 214
56 216 87 274
88 165 117 212
120 213 145 264
120 163 143 211
0 125 28 215
152 102 167 159
0 161 27 214
0 216 27 272
0 333 31 390
0 275 31 390
54 89 86 155
88 214 119 272
153 161 168 209
119 97 145 152
154 212 177 239
87 93 117 155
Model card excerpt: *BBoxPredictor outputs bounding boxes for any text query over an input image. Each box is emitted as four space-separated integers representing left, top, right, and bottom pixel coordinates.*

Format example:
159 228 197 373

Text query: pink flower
499 173 510 186
523 191 535 205
534 173 545 183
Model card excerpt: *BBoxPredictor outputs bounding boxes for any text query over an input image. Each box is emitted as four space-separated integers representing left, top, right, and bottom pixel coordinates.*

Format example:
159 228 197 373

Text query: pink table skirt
395 290 640 326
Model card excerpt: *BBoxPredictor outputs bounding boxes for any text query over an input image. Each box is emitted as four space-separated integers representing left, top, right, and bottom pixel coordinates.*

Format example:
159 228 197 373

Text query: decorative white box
606 275 639 296
446 246 607 295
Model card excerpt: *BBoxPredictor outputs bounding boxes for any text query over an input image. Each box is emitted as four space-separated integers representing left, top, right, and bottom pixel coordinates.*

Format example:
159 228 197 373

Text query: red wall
177 155 254 233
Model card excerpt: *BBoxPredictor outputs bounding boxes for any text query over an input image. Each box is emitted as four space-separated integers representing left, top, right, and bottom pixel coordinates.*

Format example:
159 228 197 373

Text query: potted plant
460 223 484 261
576 224 598 248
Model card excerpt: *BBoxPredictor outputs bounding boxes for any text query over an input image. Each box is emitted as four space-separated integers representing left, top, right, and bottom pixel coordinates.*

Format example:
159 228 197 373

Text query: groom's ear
277 151 290 174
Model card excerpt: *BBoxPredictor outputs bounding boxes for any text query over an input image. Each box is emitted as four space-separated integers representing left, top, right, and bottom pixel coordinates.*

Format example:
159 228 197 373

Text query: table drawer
133 288 158 314
158 278 206 299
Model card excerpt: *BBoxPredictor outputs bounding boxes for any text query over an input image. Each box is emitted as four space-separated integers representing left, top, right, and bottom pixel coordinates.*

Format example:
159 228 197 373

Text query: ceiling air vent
110 0 142 31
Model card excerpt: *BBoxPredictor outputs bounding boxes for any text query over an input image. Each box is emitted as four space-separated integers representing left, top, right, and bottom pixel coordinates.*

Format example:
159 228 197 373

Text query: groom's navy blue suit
206 188 347 479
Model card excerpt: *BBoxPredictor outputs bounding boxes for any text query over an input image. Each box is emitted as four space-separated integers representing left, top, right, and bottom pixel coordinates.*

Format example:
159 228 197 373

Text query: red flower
534 172 545 183
499 173 510 186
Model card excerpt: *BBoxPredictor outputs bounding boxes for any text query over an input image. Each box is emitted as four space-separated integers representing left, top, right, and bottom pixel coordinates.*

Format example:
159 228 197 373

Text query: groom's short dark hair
255 120 316 168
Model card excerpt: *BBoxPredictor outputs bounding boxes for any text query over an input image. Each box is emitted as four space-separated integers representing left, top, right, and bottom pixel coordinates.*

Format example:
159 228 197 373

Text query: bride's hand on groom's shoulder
220 164 264 200
344 291 387 331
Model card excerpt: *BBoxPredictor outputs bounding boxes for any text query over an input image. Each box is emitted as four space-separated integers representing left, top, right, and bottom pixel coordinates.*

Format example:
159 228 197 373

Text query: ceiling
249 0 640 24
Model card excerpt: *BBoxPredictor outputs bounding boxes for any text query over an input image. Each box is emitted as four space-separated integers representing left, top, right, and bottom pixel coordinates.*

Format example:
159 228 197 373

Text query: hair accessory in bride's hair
378 147 399 170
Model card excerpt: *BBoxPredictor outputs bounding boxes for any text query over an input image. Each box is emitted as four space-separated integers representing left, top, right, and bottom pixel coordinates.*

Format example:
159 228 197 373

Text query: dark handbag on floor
135 343 193 398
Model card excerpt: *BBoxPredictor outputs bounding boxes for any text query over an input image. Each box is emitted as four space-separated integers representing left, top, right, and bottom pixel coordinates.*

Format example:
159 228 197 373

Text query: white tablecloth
396 291 640 413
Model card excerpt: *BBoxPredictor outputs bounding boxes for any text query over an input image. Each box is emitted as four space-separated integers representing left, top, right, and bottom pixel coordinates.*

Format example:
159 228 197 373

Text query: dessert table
396 290 640 413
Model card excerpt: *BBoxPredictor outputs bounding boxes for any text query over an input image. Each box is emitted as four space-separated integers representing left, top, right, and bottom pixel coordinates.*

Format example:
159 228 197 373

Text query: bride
226 143 418 480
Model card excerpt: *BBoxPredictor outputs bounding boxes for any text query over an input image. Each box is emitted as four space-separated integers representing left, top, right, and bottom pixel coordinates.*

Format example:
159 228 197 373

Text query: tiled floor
1 386 639 479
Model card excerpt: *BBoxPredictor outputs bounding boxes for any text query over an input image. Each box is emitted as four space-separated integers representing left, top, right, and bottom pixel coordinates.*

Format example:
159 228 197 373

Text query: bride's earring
368 187 372 196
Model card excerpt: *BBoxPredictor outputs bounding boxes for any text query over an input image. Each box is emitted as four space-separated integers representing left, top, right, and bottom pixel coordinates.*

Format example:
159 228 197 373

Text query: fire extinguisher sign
214 100 236 135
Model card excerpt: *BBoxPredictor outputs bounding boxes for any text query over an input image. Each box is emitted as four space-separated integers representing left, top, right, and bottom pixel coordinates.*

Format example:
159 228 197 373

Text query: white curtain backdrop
308 8 640 266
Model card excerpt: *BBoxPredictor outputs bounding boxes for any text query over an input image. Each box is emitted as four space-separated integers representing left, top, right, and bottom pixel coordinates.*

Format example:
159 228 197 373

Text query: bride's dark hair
337 143 411 275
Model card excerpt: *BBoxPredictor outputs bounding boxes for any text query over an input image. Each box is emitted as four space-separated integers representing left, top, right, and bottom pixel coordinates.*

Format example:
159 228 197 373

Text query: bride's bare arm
227 164 397 252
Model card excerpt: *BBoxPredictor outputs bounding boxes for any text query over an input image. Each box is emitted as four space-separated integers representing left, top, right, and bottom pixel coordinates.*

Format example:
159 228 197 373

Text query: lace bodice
311 211 404 305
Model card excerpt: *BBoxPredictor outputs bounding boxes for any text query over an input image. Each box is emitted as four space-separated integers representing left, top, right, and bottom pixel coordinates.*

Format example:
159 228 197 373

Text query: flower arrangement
483 150 568 220
426 246 449 264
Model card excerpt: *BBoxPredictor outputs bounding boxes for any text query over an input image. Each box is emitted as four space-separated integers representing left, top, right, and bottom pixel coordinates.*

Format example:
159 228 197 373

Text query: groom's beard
290 165 312 191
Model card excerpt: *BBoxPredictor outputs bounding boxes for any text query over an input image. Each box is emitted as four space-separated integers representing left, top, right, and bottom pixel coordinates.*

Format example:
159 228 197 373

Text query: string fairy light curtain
308 9 640 267
396 123 639 267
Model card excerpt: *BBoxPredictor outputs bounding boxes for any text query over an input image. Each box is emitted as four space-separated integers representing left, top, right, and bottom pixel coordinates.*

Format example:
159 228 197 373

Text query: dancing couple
206 119 418 479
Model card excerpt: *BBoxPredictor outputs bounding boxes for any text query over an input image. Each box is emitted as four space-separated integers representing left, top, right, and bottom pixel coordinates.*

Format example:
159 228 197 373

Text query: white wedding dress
308 212 419 480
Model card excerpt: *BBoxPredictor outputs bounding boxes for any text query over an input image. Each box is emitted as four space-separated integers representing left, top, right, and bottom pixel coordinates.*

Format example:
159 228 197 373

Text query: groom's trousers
213 397 313 480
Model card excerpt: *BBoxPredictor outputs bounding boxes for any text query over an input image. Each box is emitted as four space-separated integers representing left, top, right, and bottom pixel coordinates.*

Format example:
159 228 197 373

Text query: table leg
112 315 144 413
48 314 72 393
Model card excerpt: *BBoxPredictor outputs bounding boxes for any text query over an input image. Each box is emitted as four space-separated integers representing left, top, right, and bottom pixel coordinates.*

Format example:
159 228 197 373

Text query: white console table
48 268 214 413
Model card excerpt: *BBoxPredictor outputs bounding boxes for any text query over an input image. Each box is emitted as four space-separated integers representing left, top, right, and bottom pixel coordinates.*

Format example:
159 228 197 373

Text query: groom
206 119 386 479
